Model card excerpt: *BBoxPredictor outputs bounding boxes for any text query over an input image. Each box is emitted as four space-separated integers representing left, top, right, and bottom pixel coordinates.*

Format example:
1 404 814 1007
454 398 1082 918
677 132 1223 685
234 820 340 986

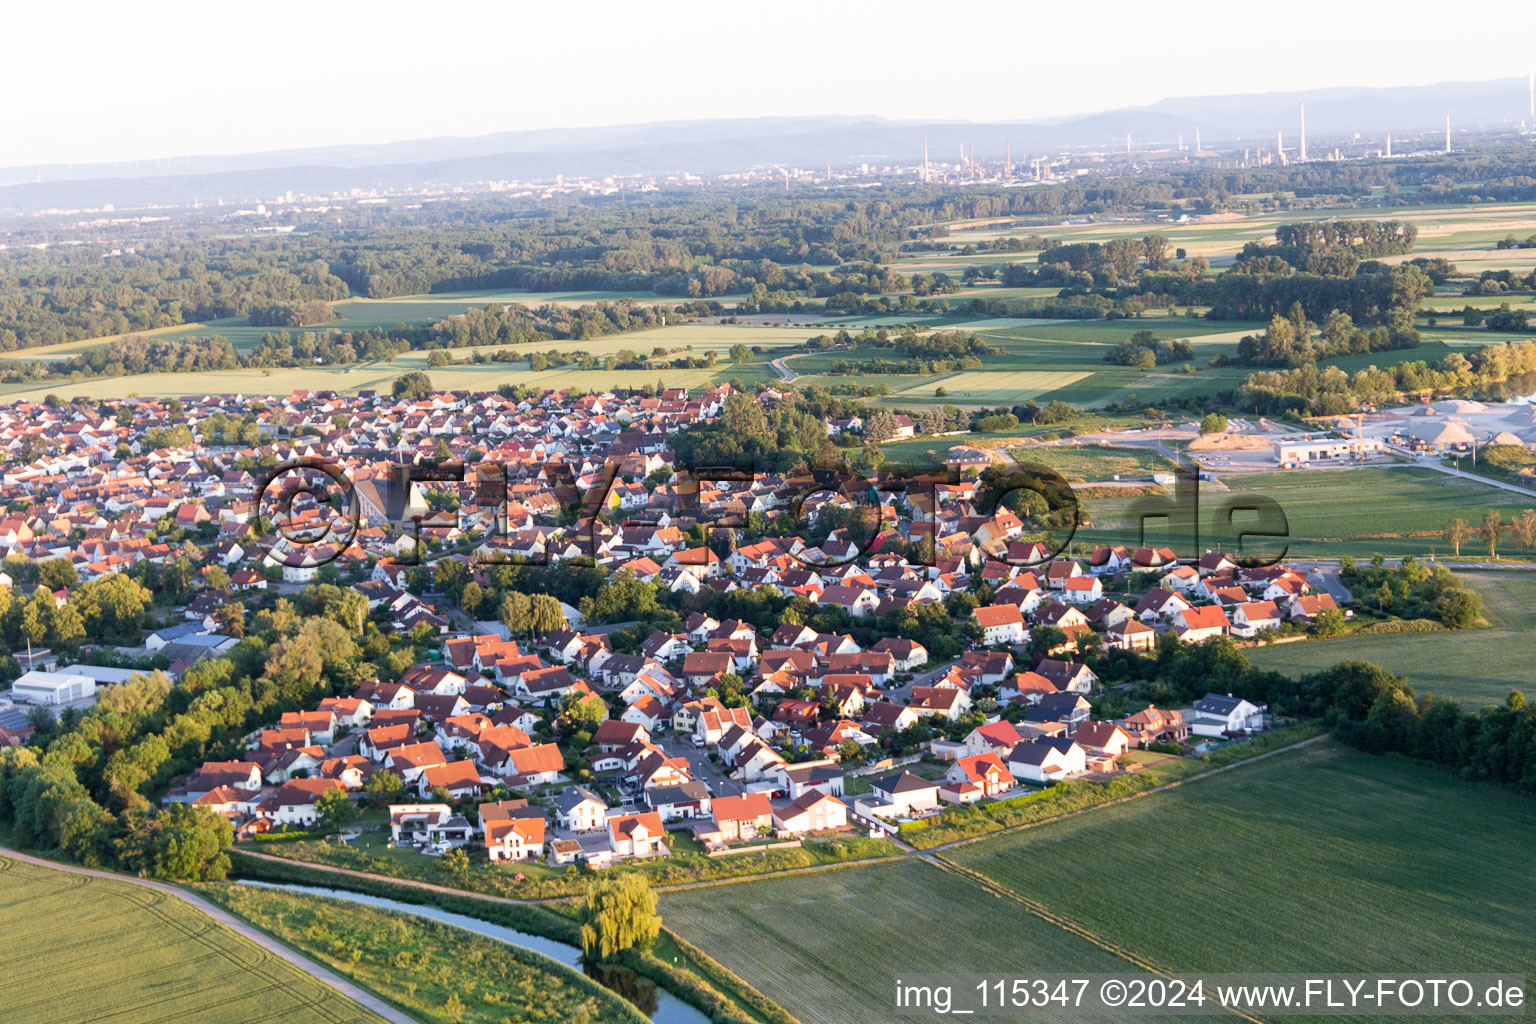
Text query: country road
0 847 420 1024
770 355 797 381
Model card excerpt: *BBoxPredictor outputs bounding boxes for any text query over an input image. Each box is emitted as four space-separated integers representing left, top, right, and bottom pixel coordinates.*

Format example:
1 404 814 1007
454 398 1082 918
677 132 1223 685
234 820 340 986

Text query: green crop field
946 743 1536 987
0 855 383 1024
893 369 1093 402
1247 570 1536 706
660 859 1199 1024
1076 466 1536 559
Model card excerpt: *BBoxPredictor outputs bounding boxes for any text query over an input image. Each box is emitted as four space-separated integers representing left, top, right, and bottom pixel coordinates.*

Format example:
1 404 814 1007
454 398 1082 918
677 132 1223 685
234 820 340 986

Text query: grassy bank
198 882 645 1024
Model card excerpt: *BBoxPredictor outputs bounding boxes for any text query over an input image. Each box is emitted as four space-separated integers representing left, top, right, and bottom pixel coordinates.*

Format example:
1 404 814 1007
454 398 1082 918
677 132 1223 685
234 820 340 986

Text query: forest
9 147 1536 350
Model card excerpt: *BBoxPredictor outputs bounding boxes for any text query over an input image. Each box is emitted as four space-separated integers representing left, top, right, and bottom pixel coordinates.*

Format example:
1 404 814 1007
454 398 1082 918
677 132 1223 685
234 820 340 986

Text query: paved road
0 847 419 1024
1295 562 1354 604
657 730 745 797
770 356 797 382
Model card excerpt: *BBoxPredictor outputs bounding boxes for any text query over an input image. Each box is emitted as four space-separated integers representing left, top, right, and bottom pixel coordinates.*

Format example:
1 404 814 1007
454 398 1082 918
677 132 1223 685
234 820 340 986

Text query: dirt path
0 847 420 1024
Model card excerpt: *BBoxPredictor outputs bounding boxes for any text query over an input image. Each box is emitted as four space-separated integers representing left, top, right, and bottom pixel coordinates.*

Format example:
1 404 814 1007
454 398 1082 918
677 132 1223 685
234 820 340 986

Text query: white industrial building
10 670 98 706
1273 437 1385 464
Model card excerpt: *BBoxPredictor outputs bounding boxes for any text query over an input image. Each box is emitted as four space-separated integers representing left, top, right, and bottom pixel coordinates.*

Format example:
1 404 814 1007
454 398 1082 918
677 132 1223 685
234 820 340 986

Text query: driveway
0 847 419 1024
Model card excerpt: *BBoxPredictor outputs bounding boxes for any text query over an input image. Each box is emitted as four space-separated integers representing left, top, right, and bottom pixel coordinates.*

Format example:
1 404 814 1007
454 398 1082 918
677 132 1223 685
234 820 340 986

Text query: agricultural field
0 854 384 1024
0 286 691 362
199 882 640 1024
1247 570 1536 706
1075 465 1536 560
660 859 1202 1024
791 317 1256 409
945 743 1536 987
1010 443 1179 481
892 369 1093 403
0 357 729 403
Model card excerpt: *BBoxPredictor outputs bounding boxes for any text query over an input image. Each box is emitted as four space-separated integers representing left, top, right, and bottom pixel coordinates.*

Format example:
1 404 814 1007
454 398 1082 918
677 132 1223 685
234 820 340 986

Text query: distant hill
2 77 1529 211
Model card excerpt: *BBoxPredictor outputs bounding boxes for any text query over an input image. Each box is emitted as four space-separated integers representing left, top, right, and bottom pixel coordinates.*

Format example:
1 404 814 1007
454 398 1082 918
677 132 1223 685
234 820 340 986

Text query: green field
200 882 642 1024
1077 465 1536 559
946 743 1536 985
1248 570 1536 706
892 369 1093 402
660 859 1196 1024
0 855 383 1024
1011 443 1180 481
789 318 1256 409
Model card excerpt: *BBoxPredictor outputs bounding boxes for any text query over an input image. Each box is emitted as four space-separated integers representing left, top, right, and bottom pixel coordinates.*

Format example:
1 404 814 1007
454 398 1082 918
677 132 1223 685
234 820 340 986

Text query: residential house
710 793 774 842
1189 693 1265 737
556 786 608 832
772 792 848 834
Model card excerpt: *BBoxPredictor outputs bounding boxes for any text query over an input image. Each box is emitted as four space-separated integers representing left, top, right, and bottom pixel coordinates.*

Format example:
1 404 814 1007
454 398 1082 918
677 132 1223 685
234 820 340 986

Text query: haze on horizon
7 0 1535 168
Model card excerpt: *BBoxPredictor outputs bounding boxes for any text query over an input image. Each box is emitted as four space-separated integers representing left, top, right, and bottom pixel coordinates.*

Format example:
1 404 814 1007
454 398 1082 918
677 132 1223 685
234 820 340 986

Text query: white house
974 604 1027 645
555 786 608 831
1006 737 1087 784
1188 693 1265 737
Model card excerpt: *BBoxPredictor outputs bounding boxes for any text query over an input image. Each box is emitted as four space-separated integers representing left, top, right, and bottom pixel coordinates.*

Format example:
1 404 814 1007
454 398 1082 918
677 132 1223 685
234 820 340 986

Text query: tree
73 573 153 642
863 409 898 443
1443 518 1469 557
719 392 770 439
578 874 660 960
557 691 607 732
500 592 532 635
314 787 358 832
1481 510 1502 558
528 594 567 635
1514 509 1536 553
1434 587 1484 629
38 559 79 591
392 371 434 402
1199 412 1228 435
459 581 484 615
114 804 233 881
442 847 470 885
211 602 245 638
1312 607 1346 638
363 769 405 805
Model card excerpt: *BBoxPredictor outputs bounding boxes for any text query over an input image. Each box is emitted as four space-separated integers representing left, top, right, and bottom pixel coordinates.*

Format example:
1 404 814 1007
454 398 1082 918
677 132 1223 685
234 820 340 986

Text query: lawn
0 854 384 1024
1247 570 1536 706
198 881 643 1024
945 743 1536 985
660 859 1197 1024
1075 465 1536 560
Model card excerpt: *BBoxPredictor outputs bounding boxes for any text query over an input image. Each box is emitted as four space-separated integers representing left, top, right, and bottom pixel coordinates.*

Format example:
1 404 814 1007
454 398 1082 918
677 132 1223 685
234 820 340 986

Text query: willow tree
579 874 660 960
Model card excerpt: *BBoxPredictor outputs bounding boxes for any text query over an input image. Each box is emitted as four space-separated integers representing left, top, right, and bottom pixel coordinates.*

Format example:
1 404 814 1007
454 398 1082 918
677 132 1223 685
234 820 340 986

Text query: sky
6 0 1534 167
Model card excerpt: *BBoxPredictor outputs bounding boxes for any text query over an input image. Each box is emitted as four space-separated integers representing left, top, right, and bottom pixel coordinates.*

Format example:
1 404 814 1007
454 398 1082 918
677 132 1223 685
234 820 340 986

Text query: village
0 381 1350 878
